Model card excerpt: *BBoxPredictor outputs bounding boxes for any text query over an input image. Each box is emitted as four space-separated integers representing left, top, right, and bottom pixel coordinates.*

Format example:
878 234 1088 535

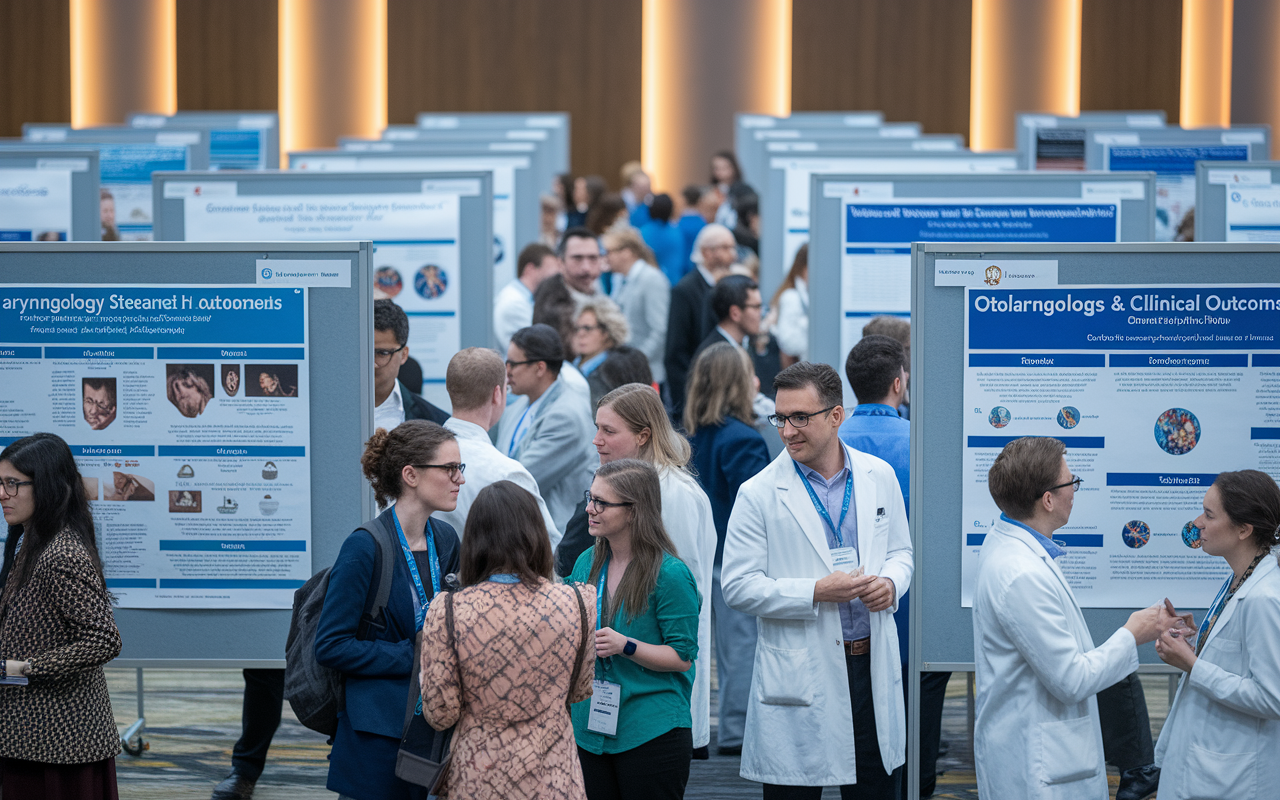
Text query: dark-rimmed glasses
505 359 541 369
0 478 34 495
413 463 466 481
1045 475 1082 494
374 343 407 367
584 491 633 512
767 405 837 429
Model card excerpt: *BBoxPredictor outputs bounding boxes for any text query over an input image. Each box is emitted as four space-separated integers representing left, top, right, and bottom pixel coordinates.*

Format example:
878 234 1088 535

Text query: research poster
835 182 1136 397
959 282 1280 608
1103 141 1252 241
173 181 461 407
0 285 312 609
292 153 521 293
99 143 190 241
776 154 1019 268
0 167 73 242
1223 174 1280 242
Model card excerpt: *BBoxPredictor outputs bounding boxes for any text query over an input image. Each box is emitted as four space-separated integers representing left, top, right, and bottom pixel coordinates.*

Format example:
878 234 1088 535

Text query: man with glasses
721 362 913 798
972 437 1173 800
665 223 737 418
372 299 448 433
495 324 595 531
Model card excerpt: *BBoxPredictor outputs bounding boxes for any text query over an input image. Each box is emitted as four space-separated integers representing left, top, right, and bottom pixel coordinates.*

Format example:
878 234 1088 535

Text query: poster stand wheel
120 668 148 757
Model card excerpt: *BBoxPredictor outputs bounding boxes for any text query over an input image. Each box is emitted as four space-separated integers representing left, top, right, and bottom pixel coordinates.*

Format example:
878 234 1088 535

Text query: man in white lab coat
722 362 912 797
973 436 1173 799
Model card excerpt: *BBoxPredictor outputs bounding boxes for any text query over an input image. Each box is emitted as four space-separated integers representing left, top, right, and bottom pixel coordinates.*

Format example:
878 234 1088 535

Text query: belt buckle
844 638 870 656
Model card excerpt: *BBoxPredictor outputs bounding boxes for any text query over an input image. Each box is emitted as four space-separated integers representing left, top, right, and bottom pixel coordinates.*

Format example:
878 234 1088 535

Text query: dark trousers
763 654 901 800
1097 671 1155 772
901 670 951 798
578 726 693 800
230 668 285 779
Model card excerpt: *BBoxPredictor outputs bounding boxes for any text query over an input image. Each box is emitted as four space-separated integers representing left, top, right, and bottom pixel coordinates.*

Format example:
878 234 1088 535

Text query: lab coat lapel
1203 556 1277 649
997 519 1089 637
849 447 880 572
778 460 836 571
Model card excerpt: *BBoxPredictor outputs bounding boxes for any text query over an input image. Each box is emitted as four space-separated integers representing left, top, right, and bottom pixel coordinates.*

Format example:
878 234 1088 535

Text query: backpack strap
355 514 398 640
565 583 589 709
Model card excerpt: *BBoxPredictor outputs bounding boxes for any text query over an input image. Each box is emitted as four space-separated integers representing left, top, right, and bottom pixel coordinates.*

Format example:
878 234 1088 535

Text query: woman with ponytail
0 433 121 799
1154 469 1280 799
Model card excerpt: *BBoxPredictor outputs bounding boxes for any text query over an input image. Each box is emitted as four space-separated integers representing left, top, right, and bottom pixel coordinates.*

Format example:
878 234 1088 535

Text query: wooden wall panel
0 0 71 137
791 0 972 142
388 0 642 185
176 0 277 111
1081 0 1182 122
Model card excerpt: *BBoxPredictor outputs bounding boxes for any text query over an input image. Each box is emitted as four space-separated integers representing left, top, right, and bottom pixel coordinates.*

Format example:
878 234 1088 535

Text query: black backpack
284 516 398 737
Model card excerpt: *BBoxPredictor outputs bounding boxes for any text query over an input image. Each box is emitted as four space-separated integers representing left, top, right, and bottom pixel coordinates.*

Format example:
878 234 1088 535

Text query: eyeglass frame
584 490 634 512
505 358 543 370
412 463 466 480
573 323 603 334
1044 475 1083 494
373 343 407 367
0 478 34 496
766 404 838 430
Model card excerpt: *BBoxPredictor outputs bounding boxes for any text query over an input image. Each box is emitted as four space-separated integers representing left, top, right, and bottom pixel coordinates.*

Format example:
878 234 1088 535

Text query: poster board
0 147 101 241
1194 161 1280 242
737 126 952 189
128 111 280 171
24 125 213 170
0 240 374 666
369 128 556 200
734 111 885 174
413 112 570 174
1015 110 1167 169
153 170 494 410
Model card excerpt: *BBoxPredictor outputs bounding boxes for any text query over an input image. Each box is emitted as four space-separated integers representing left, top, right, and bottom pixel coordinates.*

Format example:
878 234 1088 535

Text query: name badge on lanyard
794 460 857 572
589 558 622 737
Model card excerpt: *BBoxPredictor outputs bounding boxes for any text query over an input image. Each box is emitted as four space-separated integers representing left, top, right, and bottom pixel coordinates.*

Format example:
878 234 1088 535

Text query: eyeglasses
83 396 116 413
1045 475 1083 494
573 323 602 334
565 254 602 264
584 491 634 512
505 358 541 369
373 343 407 367
0 478 33 495
414 463 466 480
766 405 837 429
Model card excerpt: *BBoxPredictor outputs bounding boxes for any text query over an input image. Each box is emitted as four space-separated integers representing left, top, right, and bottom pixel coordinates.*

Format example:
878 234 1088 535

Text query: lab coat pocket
755 644 814 706
1035 716 1100 785
1183 742 1257 799
1204 635 1244 674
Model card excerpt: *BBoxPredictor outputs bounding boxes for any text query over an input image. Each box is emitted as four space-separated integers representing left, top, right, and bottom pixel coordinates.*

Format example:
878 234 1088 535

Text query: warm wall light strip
70 0 176 127
1181 0 1234 127
772 0 793 118
641 0 662 181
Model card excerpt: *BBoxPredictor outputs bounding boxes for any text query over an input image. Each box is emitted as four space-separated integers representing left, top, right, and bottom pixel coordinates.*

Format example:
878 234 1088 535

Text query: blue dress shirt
797 447 870 640
1000 513 1067 559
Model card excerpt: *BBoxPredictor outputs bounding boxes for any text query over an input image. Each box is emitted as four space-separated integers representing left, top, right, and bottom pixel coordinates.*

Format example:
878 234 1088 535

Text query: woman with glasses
420 480 596 799
589 383 716 759
1152 469 1280 799
315 420 463 800
572 299 629 379
569 459 700 800
0 433 121 799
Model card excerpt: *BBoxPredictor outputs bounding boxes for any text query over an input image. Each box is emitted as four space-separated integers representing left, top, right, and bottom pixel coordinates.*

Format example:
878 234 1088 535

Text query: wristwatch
622 639 637 657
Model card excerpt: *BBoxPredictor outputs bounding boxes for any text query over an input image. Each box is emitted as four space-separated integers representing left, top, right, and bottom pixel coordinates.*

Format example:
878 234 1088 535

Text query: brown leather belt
843 638 870 656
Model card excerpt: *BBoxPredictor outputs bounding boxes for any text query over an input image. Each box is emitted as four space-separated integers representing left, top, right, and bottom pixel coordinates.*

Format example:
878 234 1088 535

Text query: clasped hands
813 567 896 612
1124 598 1198 673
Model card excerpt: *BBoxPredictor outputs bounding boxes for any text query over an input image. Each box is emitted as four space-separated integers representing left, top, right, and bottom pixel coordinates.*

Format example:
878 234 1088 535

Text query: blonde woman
572 299 630 379
591 383 716 758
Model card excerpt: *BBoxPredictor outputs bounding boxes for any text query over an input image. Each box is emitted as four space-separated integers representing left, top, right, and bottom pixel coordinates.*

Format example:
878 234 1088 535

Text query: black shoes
716 744 742 756
1116 764 1160 800
211 770 258 800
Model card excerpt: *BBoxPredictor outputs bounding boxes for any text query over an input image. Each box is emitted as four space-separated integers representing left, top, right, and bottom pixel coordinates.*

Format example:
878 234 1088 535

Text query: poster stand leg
121 668 148 756
965 672 975 756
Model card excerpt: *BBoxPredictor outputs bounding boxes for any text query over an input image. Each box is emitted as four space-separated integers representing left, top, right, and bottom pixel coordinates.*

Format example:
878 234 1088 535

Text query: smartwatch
622 639 637 657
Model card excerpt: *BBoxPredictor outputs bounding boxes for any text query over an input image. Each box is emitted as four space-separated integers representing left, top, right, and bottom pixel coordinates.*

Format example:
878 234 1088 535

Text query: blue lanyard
1195 574 1234 652
488 573 520 584
391 508 441 629
596 558 611 674
793 460 853 548
507 403 534 456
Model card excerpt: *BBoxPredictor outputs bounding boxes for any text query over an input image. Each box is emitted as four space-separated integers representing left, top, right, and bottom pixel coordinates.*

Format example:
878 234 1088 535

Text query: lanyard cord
392 508 441 630
793 460 853 548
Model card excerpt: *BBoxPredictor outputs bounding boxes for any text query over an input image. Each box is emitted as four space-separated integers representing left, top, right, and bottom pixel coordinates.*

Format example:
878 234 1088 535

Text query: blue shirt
797 447 869 640
676 212 706 278
640 219 686 287
1001 513 1067 560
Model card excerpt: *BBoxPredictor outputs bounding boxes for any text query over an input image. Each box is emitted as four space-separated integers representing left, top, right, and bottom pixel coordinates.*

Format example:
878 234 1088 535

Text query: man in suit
693 274 761 359
664 223 736 417
373 299 449 429
604 227 670 385
495 324 595 530
494 242 560 351
722 362 913 798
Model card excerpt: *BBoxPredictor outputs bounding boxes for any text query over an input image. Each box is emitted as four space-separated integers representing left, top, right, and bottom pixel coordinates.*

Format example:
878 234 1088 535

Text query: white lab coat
972 517 1139 800
721 444 912 786
658 466 717 751
1155 555 1280 800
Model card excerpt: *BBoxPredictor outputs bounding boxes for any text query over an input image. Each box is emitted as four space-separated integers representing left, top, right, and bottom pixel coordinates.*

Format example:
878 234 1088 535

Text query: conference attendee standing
560 226 606 305
435 348 561 550
637 194 684 286
604 228 670 385
496 325 596 531
0 433 121 800
972 437 1171 800
1153 469 1280 800
421 481 596 800
373 299 450 429
683 343 770 756
573 299 630 379
591 384 717 758
315 421 462 800
675 185 711 277
570 459 700 800
495 243 561 351
664 224 736 417
709 152 755 231
692 274 762 360
532 274 593 404
722 363 912 798
770 244 810 364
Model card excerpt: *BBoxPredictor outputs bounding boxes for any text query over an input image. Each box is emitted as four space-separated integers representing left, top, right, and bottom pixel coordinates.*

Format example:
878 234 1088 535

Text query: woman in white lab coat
591 383 718 757
1155 469 1280 800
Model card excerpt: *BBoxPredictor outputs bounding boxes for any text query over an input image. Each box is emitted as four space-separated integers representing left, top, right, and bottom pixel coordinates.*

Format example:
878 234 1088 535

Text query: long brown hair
597 383 691 471
684 343 756 434
770 242 808 309
585 459 678 622
459 481 553 587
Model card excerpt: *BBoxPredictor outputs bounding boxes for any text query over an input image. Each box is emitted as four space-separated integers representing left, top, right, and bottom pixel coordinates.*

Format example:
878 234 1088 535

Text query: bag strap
355 516 397 640
565 583 589 709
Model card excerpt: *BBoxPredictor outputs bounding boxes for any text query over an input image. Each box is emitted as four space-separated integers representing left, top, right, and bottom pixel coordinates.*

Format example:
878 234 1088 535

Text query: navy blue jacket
314 508 459 798
688 417 770 564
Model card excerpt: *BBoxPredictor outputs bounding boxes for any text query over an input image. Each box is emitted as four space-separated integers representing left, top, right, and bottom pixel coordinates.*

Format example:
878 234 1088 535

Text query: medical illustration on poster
0 284 313 609
98 144 189 241
959 281 1280 608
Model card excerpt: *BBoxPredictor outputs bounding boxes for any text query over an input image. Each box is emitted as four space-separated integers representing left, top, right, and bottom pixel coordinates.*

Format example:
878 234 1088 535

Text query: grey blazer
613 259 671 383
495 377 597 530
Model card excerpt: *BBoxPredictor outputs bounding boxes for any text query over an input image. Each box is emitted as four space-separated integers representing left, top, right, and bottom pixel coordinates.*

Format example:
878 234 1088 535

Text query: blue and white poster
961 283 1280 607
0 167 73 242
98 143 190 241
0 285 312 609
1105 143 1250 241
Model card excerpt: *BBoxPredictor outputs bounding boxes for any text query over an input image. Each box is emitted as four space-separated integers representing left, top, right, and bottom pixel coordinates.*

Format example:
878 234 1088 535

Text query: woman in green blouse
570 458 700 800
